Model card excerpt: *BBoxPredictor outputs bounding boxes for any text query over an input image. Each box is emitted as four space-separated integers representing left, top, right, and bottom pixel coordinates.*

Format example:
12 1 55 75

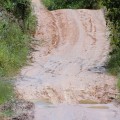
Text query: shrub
42 0 102 10
103 0 120 77
0 1 36 77
102 0 120 92
0 14 30 76
0 0 36 33
117 78 120 91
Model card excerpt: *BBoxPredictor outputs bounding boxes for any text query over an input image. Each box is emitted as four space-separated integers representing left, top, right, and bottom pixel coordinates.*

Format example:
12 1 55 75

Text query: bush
107 50 120 76
102 0 120 92
42 0 102 10
0 13 30 76
104 0 120 77
0 0 36 33
0 1 36 77
117 78 120 91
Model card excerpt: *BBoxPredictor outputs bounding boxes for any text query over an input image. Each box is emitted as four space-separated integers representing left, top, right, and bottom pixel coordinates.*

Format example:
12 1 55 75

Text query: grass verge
0 18 30 76
0 0 36 77
0 80 14 105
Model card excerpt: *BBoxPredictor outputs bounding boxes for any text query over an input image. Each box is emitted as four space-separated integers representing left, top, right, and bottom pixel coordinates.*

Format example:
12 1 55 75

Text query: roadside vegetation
42 0 102 10
0 80 14 105
103 0 120 91
0 0 36 107
0 0 36 77
104 0 120 75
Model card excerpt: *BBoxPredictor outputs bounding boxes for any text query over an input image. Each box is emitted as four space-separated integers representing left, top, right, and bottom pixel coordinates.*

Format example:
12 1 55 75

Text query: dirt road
16 0 120 119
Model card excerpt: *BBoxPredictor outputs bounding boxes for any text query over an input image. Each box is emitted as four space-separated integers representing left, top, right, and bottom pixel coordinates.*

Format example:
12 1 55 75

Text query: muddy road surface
16 0 119 119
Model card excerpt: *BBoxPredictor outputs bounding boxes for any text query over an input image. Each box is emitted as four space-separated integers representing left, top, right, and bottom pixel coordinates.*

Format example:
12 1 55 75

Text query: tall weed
0 18 30 76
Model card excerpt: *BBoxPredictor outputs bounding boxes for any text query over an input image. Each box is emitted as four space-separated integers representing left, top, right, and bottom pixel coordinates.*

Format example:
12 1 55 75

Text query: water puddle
34 100 56 108
88 106 109 109
79 99 98 104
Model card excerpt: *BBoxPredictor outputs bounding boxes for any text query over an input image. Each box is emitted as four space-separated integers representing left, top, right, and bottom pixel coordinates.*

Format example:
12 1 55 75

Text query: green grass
24 13 37 35
117 77 120 91
0 0 36 77
0 18 30 76
107 49 120 76
116 78 120 103
0 80 14 105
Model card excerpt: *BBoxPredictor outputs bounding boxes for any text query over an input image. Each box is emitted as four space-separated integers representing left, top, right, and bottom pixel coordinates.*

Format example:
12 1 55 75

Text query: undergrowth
42 0 102 10
0 0 36 77
0 16 30 76
103 0 120 91
0 0 37 33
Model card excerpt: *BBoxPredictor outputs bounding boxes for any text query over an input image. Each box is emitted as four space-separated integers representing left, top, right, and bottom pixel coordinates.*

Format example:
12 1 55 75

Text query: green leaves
42 0 102 10
0 0 36 33
105 0 120 76
0 18 30 76
0 0 36 76
3 0 14 11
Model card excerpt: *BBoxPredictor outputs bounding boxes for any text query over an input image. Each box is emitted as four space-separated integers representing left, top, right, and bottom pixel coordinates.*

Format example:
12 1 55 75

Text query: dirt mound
16 0 117 104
